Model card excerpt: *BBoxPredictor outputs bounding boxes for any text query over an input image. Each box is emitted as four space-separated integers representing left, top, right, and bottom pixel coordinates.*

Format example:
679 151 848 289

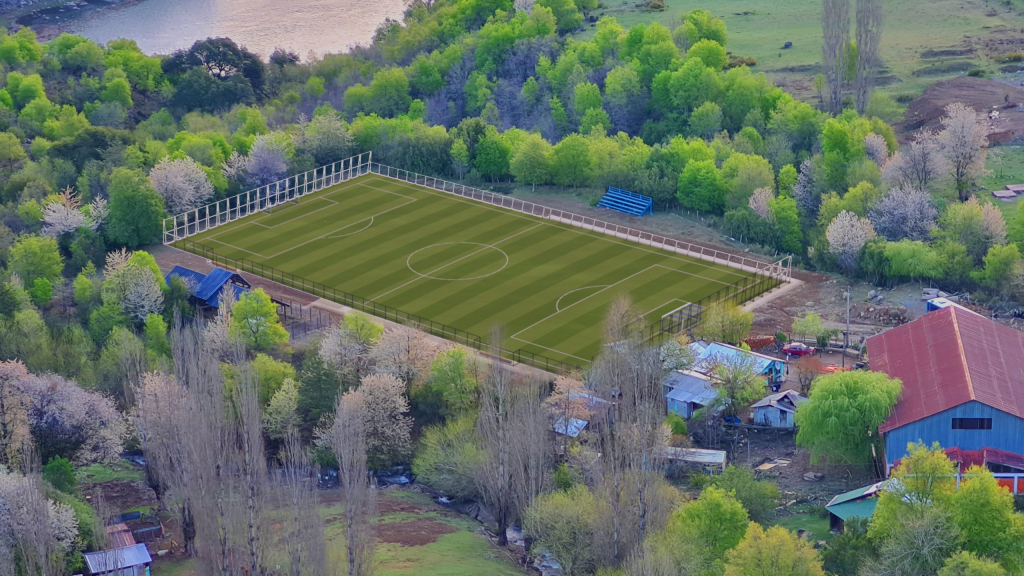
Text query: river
60 0 408 58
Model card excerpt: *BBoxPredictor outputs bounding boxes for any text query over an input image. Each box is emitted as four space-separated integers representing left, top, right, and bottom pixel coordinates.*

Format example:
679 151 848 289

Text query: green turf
179 174 767 365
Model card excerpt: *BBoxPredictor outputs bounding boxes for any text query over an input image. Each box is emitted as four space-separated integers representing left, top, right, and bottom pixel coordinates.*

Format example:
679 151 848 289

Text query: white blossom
318 324 364 373
102 257 164 322
868 186 938 241
882 130 948 193
826 210 876 271
85 197 108 231
41 188 86 237
864 133 889 166
748 187 775 221
150 156 215 215
246 134 289 186
939 102 989 201
222 150 250 183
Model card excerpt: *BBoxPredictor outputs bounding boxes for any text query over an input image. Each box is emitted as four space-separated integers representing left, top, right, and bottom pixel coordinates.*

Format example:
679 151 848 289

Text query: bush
710 465 780 524
43 456 77 494
666 412 689 436
1000 52 1024 63
967 68 986 77
411 417 483 501
29 277 52 308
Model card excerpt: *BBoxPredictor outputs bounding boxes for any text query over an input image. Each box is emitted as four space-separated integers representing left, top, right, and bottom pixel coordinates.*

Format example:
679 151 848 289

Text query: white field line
209 196 417 259
510 265 723 359
555 285 609 312
249 195 339 228
367 175 753 283
371 223 543 301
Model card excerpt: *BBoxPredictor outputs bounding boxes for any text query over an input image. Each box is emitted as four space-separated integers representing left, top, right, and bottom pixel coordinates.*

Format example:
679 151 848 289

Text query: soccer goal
660 302 704 335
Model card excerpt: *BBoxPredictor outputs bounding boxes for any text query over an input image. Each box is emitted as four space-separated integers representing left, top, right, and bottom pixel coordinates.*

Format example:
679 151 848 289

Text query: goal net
660 302 703 335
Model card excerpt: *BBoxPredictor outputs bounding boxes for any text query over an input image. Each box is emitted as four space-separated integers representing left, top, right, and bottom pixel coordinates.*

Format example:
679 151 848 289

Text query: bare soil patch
377 518 458 547
82 479 158 513
900 77 1024 143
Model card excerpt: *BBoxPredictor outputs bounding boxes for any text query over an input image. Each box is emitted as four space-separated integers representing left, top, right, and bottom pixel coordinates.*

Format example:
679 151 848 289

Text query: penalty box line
509 265 712 361
204 194 419 260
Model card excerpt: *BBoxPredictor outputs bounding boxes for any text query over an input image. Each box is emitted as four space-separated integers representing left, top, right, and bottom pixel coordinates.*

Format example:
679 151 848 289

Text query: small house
165 265 252 310
82 543 152 576
552 392 611 438
751 390 807 428
664 370 718 418
825 481 888 532
690 341 786 388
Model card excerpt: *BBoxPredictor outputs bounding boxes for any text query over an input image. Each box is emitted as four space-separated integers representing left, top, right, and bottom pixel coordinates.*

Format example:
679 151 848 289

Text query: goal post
660 302 704 335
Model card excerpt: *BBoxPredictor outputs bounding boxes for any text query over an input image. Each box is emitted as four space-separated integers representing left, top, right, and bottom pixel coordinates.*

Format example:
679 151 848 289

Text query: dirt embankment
900 76 1024 143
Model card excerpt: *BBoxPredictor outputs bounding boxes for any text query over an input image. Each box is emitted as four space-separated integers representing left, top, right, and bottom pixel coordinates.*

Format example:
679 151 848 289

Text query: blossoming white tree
882 130 947 193
869 186 937 241
827 210 876 271
149 156 214 214
0 468 79 576
748 187 775 220
939 103 989 202
41 188 86 237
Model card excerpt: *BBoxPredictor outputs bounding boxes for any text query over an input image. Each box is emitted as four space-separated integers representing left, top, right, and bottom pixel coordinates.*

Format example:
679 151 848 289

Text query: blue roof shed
165 265 252 309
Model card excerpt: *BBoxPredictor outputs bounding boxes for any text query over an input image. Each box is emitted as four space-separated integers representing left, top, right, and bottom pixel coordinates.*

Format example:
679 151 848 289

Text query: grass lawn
148 491 520 576
579 0 1024 98
772 512 834 543
76 461 145 484
984 145 1024 220
179 174 774 366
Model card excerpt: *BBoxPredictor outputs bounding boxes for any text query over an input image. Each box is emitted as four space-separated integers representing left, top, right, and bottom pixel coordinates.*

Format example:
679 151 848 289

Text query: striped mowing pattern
180 174 761 364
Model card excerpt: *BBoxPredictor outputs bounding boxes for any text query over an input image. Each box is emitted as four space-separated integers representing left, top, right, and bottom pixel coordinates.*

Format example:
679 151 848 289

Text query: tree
510 135 553 190
864 133 889 166
974 244 1022 293
539 0 583 33
149 156 214 214
29 277 53 308
939 552 1008 576
8 235 63 284
106 167 167 248
261 378 299 441
869 186 937 242
326 389 375 576
368 325 437 384
0 468 79 576
20 370 126 464
701 302 753 344
42 456 77 494
821 518 876 576
827 211 876 271
882 131 947 193
711 466 780 524
144 313 170 357
689 101 724 140
0 131 26 171
411 417 483 501
710 357 766 418
474 127 511 180
864 505 960 576
670 486 749 561
368 67 412 118
230 288 289 350
724 523 825 576
296 112 351 166
687 39 728 70
42 188 88 238
450 138 470 179
854 0 883 113
939 103 989 202
359 373 413 470
524 485 597 576
551 134 591 188
822 0 851 115
101 250 164 323
246 133 289 186
935 197 1007 262
952 467 1024 572
248 353 296 405
677 159 728 214
795 370 901 464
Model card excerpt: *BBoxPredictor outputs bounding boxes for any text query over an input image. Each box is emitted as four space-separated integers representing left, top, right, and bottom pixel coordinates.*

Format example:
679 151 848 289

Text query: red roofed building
867 304 1024 484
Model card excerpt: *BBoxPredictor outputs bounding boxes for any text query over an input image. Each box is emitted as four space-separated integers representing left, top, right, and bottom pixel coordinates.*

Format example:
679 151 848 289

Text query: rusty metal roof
867 305 1024 434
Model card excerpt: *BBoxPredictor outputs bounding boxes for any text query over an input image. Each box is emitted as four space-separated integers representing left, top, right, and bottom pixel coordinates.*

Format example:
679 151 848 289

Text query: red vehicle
782 342 816 357
821 363 853 374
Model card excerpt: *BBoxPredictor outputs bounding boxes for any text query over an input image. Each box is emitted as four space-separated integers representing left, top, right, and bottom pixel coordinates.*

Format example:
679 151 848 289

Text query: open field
179 174 771 365
149 490 521 576
580 0 1024 99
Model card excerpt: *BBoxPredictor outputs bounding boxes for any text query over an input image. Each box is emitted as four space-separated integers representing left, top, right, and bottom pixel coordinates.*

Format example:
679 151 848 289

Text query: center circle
407 242 509 281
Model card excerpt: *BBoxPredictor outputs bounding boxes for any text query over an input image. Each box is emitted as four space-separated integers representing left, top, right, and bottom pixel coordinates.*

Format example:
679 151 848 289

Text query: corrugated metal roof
83 543 151 572
165 266 250 309
553 417 588 437
691 342 782 375
104 524 135 549
663 447 727 464
868 305 1024 434
826 480 889 507
750 390 807 412
826 497 879 522
665 370 718 405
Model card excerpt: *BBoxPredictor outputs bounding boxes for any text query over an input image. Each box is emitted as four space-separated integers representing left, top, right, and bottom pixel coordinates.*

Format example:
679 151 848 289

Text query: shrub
43 456 77 494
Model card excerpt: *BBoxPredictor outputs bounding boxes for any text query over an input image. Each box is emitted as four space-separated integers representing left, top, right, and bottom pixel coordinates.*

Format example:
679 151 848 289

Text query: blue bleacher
597 186 653 217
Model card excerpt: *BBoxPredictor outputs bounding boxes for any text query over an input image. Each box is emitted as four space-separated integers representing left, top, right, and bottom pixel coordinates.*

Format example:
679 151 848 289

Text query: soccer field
177 173 774 366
